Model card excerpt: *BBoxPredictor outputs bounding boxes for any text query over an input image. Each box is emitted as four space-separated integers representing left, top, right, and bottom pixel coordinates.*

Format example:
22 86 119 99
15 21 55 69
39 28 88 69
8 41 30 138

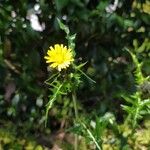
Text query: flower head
44 44 74 71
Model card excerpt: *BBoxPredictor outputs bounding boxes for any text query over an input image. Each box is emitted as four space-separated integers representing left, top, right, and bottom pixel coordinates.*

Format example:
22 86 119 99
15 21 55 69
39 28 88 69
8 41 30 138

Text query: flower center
57 53 65 64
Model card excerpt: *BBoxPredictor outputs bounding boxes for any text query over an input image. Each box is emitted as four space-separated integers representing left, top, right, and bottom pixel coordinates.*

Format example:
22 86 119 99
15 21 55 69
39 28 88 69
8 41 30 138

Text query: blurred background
0 0 149 149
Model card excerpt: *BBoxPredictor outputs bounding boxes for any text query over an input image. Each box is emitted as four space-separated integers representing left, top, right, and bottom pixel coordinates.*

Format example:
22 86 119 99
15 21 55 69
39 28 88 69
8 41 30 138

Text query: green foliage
122 49 150 128
0 0 150 149
80 112 116 150
45 19 95 127
57 18 76 52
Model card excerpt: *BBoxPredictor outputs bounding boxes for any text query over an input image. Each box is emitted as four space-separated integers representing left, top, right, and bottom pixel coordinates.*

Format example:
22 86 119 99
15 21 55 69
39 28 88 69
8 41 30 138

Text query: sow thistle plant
44 19 95 127
122 48 150 129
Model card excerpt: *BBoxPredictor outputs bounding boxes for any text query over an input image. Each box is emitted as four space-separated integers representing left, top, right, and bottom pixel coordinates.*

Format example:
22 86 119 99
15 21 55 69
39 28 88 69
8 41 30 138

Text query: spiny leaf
57 18 69 35
141 99 150 106
74 62 87 69
125 48 145 85
121 105 133 114
45 83 63 127
76 67 96 83
80 121 102 150
121 94 135 104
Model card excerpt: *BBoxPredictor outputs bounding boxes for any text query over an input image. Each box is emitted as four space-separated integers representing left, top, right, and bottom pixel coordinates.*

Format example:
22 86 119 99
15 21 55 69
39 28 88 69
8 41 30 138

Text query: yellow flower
44 44 74 71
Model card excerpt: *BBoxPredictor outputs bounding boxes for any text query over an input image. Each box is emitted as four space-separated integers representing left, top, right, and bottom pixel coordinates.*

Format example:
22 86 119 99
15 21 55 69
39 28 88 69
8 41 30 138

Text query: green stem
81 122 101 150
72 90 78 150
72 91 78 120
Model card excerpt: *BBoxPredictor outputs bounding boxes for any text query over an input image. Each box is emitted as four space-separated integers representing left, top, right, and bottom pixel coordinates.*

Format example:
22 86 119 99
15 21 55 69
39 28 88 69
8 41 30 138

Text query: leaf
45 83 63 127
68 33 76 50
121 94 135 104
75 67 96 83
141 99 150 107
121 105 133 114
139 110 150 115
44 73 60 86
57 18 76 51
125 48 145 85
69 34 76 41
57 18 69 35
80 121 102 150
75 62 87 69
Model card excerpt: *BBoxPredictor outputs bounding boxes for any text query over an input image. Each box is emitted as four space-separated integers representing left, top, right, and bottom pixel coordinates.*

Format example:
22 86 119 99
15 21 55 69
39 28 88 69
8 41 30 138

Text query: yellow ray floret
44 44 74 71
